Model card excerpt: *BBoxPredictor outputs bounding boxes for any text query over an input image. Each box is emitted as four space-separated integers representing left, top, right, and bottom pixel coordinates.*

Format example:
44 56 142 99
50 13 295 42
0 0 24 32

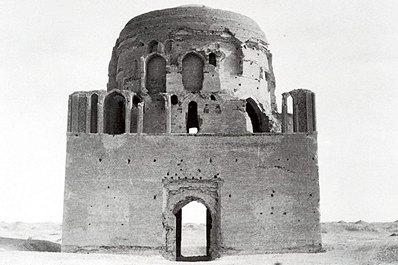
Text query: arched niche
146 54 166 94
130 95 141 133
245 98 270 133
143 94 167 133
209 52 217 66
147 40 159 53
182 53 204 92
103 92 126 135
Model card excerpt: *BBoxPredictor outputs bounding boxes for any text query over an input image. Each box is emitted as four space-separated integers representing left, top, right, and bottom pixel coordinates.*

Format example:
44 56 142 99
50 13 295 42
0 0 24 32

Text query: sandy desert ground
0 221 398 265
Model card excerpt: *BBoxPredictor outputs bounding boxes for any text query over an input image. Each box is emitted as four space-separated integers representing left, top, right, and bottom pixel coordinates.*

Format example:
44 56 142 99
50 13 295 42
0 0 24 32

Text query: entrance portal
175 201 211 261
162 179 222 261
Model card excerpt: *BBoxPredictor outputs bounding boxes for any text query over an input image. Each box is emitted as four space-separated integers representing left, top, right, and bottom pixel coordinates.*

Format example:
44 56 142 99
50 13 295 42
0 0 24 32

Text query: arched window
130 95 141 133
187 101 199 133
287 95 293 115
147 40 158 53
90 94 98 133
103 92 126 135
182 53 204 92
175 201 211 261
146 55 166 94
209 53 216 66
246 98 270 133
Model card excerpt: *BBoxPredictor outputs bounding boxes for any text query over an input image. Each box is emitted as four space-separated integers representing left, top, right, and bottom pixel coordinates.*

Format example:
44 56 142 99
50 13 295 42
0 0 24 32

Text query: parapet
67 89 317 134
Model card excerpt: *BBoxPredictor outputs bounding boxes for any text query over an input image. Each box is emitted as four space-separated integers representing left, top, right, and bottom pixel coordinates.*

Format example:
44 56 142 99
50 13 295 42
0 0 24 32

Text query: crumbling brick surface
62 133 322 258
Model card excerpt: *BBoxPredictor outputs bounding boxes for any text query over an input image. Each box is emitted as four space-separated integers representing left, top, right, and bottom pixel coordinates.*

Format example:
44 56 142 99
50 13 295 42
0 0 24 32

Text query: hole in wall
209 53 216 66
132 96 141 107
210 95 216 101
171 95 179 105
148 40 159 53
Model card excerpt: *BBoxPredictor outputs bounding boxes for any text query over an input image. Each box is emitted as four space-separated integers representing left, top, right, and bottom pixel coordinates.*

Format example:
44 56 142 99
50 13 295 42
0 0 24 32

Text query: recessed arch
103 92 126 135
182 53 204 92
146 54 166 94
245 98 270 133
130 95 141 133
143 94 167 133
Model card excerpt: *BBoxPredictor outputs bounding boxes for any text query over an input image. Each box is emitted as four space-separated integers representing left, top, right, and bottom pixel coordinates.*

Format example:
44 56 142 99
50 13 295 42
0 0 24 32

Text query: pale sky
0 0 397 223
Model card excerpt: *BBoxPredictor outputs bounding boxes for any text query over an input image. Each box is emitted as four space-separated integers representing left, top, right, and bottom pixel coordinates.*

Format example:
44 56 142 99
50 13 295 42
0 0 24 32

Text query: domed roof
118 6 267 44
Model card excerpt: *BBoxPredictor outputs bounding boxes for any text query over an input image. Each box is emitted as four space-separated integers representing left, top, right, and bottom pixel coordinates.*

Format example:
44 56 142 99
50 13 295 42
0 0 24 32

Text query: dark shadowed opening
146 55 166 94
148 40 159 53
104 92 125 135
186 101 199 133
171 95 179 105
176 201 211 261
209 53 216 66
130 95 141 133
246 98 270 133
182 53 204 92
90 94 98 133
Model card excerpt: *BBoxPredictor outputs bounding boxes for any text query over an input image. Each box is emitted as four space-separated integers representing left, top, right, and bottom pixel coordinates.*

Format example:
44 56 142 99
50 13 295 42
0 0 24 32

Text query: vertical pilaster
293 95 299 133
306 92 314 132
312 93 317 132
163 93 172 134
137 102 144 134
86 93 92 133
71 94 79 132
67 95 72 132
97 94 104 133
281 93 288 133
125 94 132 133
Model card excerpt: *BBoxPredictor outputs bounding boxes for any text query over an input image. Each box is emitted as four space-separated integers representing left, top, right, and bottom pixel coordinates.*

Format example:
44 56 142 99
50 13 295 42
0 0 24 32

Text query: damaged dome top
117 6 268 45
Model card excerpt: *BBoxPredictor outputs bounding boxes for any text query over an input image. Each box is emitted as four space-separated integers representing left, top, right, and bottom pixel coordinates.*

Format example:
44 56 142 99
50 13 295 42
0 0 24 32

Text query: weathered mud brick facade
62 6 322 261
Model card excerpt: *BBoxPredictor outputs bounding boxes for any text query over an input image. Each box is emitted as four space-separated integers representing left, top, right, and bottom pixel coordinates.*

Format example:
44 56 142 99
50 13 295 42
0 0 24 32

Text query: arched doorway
175 201 211 261
103 92 126 135
162 179 221 261
186 101 199 133
245 98 270 133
